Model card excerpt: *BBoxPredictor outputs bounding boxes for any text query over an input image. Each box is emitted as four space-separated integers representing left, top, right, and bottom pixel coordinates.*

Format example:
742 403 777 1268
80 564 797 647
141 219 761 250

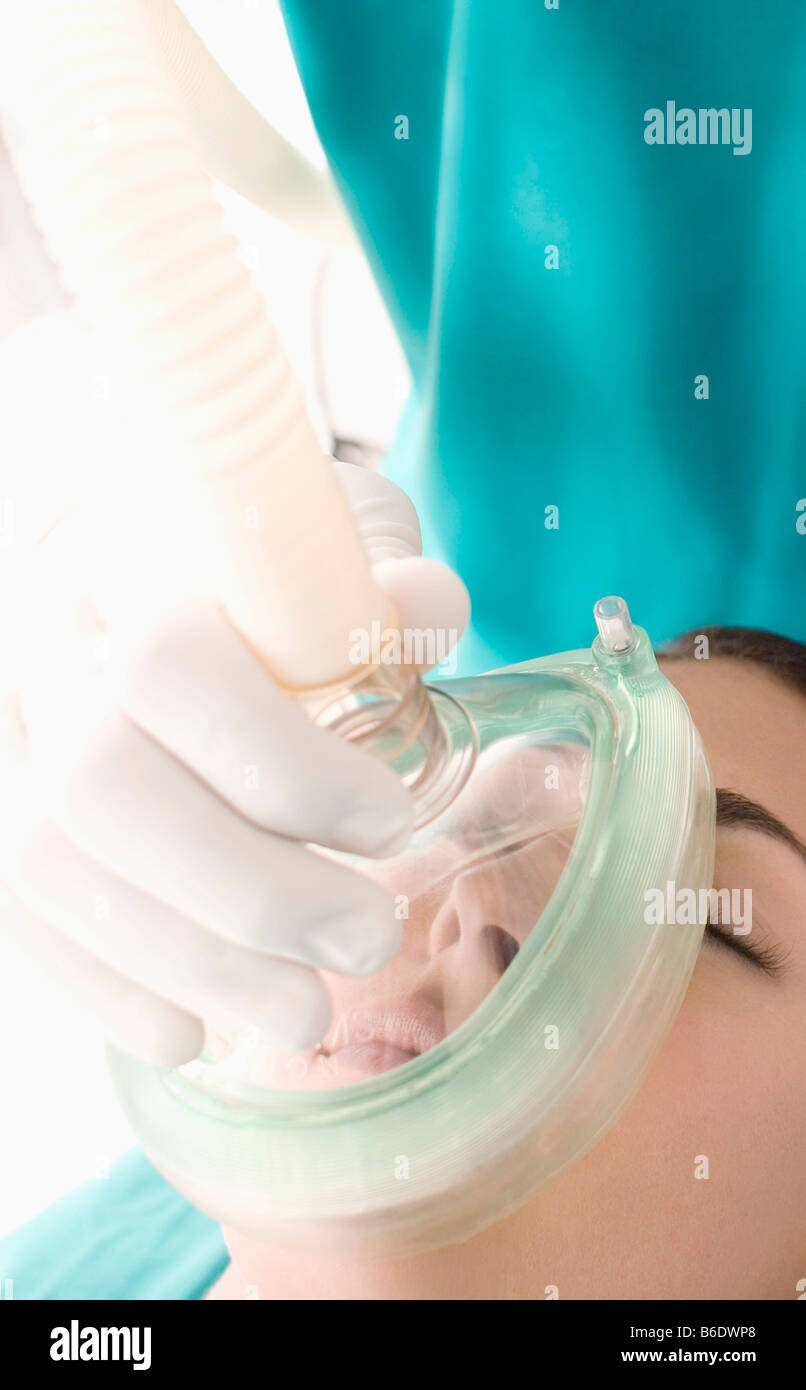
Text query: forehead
659 655 806 849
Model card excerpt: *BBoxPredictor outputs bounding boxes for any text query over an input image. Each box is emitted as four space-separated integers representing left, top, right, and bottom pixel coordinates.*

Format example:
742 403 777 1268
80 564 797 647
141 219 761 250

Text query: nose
419 872 520 1033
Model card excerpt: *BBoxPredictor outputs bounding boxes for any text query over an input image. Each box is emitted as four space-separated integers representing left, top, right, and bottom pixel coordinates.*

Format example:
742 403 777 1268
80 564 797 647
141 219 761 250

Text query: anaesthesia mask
108 597 716 1258
0 0 713 1263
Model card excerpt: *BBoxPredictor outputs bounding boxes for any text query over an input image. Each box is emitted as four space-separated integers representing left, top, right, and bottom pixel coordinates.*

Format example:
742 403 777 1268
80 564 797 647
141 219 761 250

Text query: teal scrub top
280 0 806 674
6 0 806 1299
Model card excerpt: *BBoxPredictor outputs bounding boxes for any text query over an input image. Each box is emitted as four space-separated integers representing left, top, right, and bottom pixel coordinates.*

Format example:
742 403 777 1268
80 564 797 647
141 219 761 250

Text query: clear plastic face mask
202 738 589 1093
107 599 716 1257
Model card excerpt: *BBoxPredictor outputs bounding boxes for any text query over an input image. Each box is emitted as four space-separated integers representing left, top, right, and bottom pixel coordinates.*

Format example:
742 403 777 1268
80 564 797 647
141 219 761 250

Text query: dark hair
661 626 806 701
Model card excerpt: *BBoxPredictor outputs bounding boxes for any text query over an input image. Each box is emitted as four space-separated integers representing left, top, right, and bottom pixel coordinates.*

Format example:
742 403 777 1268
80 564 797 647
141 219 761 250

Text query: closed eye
704 914 788 977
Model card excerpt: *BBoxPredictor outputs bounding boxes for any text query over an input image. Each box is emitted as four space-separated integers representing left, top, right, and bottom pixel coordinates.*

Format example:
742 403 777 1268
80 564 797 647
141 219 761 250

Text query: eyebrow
716 788 806 865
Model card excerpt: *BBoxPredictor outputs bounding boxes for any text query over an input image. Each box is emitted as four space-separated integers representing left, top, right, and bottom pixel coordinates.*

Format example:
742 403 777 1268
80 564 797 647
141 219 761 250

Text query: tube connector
308 665 477 830
593 596 635 655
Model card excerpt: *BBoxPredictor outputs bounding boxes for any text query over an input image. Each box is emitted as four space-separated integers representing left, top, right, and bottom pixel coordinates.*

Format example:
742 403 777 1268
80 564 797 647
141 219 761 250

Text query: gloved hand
0 460 469 1067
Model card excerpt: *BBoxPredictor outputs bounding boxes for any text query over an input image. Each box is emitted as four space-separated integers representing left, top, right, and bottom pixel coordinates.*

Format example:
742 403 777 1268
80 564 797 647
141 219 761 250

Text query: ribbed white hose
0 0 387 688
143 0 357 250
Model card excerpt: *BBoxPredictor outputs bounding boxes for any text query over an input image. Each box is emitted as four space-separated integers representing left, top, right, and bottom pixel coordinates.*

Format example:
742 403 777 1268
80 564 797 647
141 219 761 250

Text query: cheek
617 954 799 1211
650 963 759 1121
486 955 806 1299
659 953 800 1133
560 957 806 1293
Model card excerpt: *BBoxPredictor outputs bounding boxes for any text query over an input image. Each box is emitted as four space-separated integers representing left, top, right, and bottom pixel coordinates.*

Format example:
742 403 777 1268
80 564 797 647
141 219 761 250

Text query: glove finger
119 602 413 857
37 713 402 973
5 822 334 1051
373 556 471 673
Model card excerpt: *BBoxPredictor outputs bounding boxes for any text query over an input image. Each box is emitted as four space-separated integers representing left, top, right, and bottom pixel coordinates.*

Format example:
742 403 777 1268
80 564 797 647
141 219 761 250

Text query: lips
325 1040 419 1076
320 999 444 1078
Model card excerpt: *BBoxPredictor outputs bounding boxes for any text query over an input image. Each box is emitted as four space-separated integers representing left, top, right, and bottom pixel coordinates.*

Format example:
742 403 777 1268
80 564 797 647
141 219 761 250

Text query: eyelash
704 913 788 977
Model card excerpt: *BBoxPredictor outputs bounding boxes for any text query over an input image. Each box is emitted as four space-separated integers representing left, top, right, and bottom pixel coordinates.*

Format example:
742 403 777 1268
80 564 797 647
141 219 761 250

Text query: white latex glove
0 461 469 1067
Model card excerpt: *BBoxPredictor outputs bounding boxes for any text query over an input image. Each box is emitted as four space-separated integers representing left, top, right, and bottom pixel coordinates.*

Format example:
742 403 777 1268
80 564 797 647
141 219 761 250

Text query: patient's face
250 739 586 1088
220 655 806 1300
